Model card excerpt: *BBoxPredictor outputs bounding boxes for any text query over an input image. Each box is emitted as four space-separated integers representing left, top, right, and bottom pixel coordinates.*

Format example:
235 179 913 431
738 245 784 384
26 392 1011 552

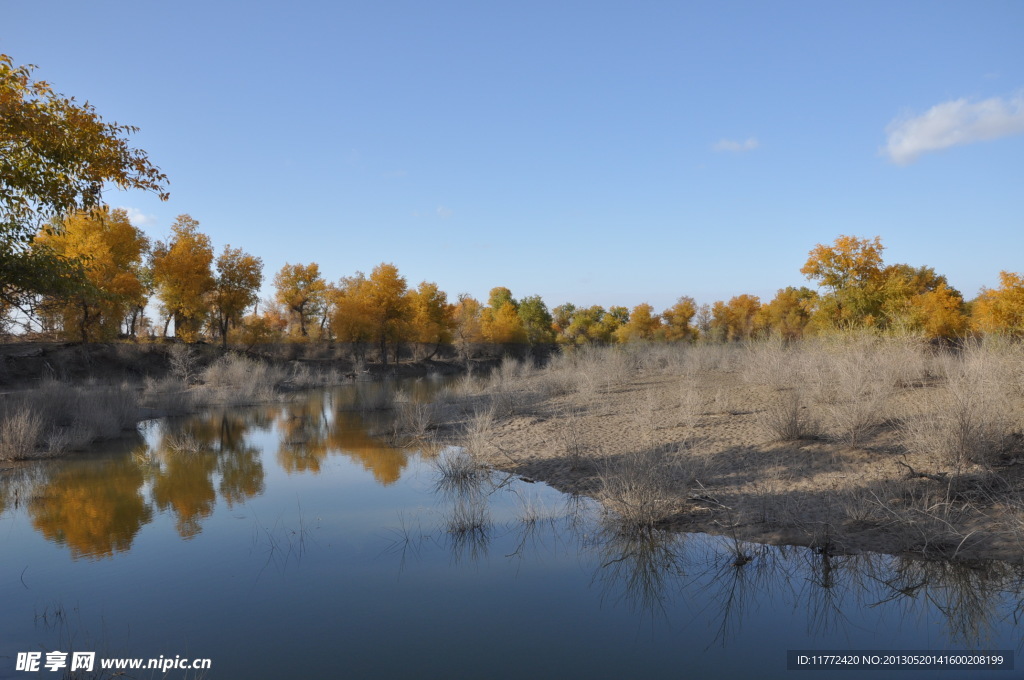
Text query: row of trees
12 210 1024 352
5 54 1024 352
5 54 1023 352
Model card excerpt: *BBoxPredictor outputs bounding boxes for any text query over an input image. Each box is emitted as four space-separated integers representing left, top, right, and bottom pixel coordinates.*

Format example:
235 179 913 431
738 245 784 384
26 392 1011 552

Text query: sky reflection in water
2 384 1023 679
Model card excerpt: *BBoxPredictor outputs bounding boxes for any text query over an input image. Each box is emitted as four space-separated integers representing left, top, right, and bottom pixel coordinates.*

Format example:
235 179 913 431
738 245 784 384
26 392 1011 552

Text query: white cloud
117 206 158 227
882 92 1024 165
436 206 453 219
713 137 759 153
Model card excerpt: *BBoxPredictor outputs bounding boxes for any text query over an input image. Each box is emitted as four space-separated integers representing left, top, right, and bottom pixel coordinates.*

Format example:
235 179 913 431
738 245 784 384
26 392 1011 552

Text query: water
2 383 1023 679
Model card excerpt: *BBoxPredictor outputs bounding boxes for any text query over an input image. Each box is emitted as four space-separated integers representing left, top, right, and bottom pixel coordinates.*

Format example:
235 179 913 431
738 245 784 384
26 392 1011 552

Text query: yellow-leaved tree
151 215 215 341
211 245 263 347
480 287 527 344
452 294 484 362
329 273 375 360
972 271 1024 336
408 281 453 359
33 207 150 341
365 263 410 364
661 296 697 342
1 54 167 311
613 303 661 343
756 287 817 340
273 262 327 339
709 294 761 341
801 235 886 329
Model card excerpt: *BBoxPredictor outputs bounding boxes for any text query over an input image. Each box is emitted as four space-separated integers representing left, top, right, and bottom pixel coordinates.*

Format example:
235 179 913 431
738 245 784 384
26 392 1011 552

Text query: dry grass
0 381 141 460
596 443 690 530
759 390 821 441
429 336 1024 560
0 405 43 460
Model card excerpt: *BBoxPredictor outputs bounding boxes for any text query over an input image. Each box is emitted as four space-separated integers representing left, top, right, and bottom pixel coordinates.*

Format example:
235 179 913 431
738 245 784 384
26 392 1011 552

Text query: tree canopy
1 54 168 305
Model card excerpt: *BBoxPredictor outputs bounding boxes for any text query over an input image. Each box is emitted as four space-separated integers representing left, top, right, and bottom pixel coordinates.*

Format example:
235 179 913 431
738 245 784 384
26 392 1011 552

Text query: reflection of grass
251 505 318 578
590 526 688 619
433 447 484 495
445 496 491 564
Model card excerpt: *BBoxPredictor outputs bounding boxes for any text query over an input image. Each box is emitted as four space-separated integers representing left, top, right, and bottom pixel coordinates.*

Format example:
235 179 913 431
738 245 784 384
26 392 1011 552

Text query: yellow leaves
33 206 149 341
151 215 215 341
613 303 661 343
212 245 263 345
408 281 453 346
273 262 327 338
1 53 167 282
972 271 1024 336
661 296 697 342
709 294 761 342
452 294 484 348
481 303 527 344
801 235 885 292
329 273 375 344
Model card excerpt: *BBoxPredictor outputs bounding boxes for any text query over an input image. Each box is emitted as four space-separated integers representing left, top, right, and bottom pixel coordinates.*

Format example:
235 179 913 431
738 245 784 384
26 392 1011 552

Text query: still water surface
2 381 1024 679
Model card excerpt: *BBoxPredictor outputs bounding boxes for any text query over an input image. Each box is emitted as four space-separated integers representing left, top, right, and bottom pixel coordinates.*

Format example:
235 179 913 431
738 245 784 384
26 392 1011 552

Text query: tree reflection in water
29 449 153 559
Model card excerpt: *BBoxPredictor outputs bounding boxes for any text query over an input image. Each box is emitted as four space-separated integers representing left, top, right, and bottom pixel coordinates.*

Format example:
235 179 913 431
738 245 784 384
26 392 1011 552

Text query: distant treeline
4 215 1021 356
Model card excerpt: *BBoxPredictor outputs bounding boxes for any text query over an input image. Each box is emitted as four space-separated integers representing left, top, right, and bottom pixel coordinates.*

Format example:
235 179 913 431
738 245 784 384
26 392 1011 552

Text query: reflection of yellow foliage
29 457 152 559
150 452 217 539
329 412 408 485
274 397 410 484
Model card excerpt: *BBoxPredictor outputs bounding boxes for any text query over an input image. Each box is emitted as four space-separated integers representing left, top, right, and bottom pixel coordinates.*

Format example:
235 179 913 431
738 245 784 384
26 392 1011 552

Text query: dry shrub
198 354 282 404
556 406 590 469
434 446 485 491
760 390 821 441
167 344 201 384
395 398 440 439
741 338 798 389
142 376 193 413
463 405 496 458
1 382 141 459
0 404 43 460
597 443 689 529
801 337 895 446
903 342 1019 470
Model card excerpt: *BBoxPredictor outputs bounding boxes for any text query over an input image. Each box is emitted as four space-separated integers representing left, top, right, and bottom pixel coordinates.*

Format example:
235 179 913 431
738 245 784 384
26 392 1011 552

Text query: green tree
517 295 555 344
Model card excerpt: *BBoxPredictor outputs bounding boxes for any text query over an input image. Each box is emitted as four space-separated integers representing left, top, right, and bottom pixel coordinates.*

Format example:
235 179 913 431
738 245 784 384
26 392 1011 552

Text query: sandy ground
453 355 1024 562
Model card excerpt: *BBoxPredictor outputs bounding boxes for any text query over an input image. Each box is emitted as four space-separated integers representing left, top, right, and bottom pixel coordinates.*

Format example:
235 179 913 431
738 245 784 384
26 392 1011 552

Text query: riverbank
433 338 1024 562
0 341 472 463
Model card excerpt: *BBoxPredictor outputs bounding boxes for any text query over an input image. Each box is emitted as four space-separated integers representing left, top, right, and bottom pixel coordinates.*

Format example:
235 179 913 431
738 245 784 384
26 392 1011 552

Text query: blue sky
5 1 1023 312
